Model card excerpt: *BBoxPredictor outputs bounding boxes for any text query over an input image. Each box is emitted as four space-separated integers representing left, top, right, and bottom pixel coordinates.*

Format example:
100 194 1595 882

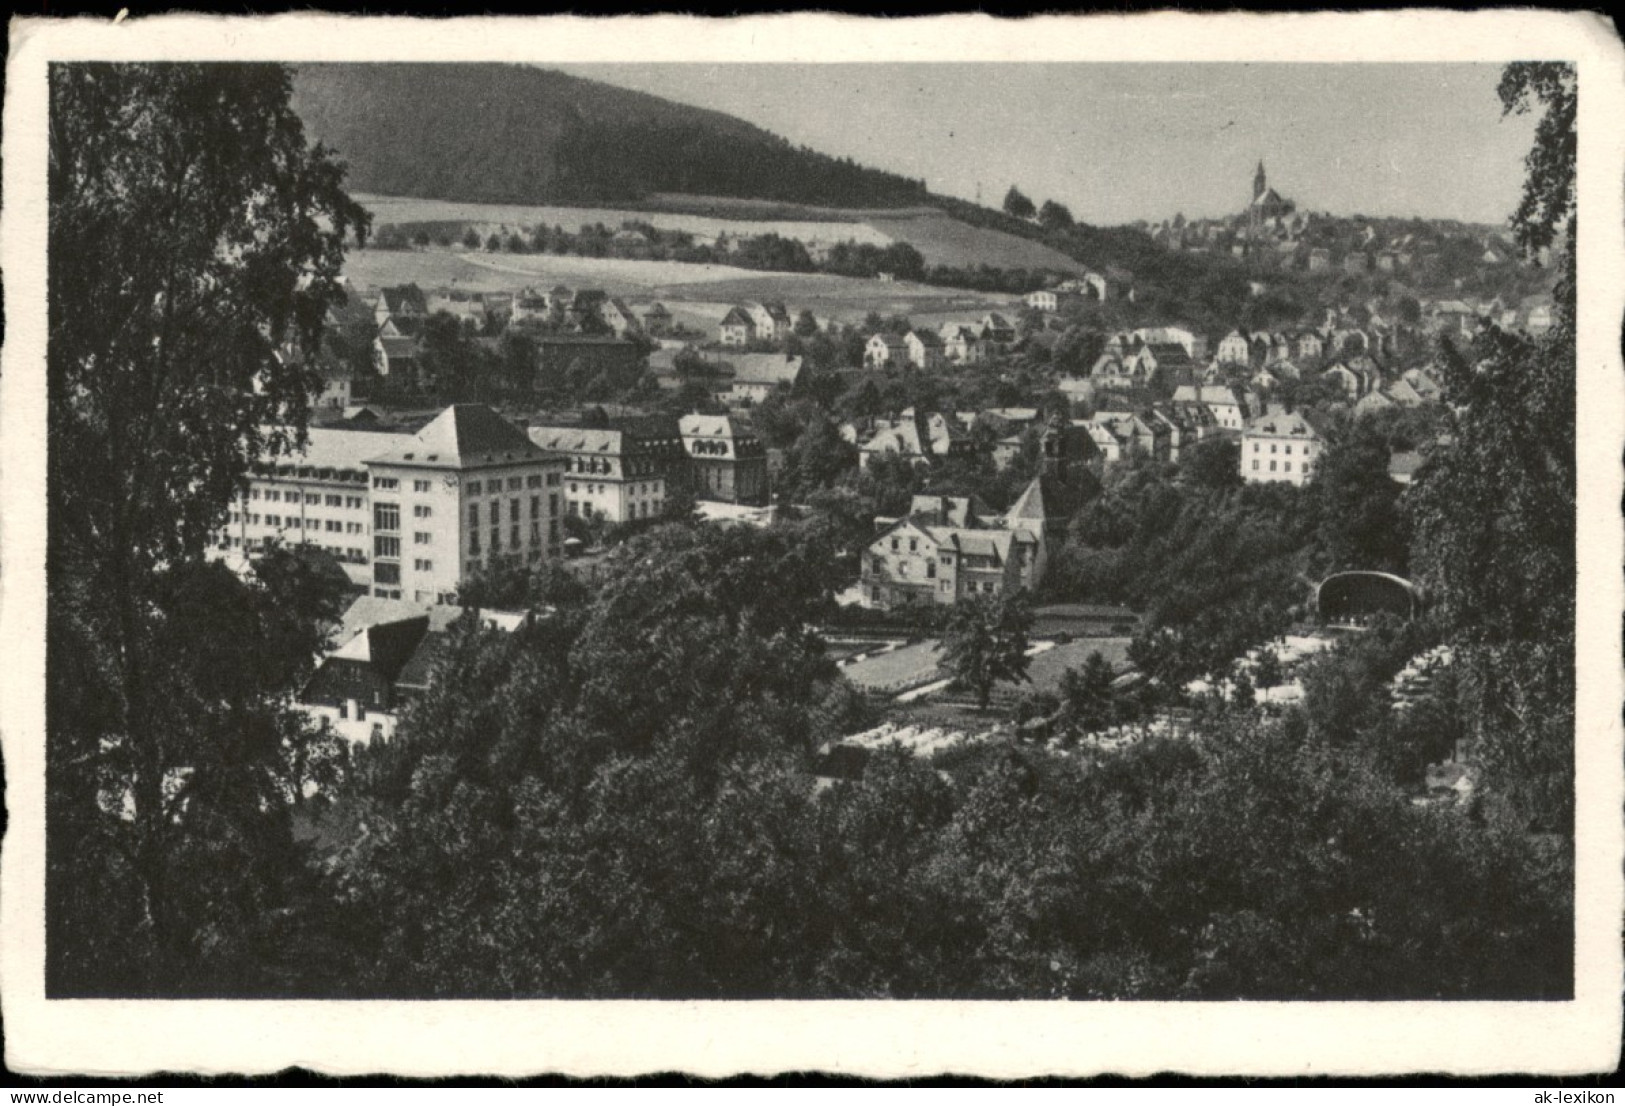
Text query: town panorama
44 60 1576 1004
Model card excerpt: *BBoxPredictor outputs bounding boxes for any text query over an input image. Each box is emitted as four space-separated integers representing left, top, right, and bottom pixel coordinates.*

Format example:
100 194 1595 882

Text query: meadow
341 248 1022 326
357 192 1086 275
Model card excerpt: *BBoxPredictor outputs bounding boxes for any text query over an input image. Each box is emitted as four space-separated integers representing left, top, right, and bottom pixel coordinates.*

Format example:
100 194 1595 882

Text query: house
375 284 428 331
214 404 567 605
1291 331 1324 362
1025 288 1085 313
1147 407 1196 462
1082 421 1123 464
1089 353 1139 392
481 292 513 324
941 324 985 364
511 293 551 326
865 332 909 370
567 290 608 331
679 414 769 505
527 423 684 523
978 407 1043 436
1402 367 1445 404
1132 326 1203 360
1322 355 1382 402
599 298 642 338
1172 384 1251 432
315 359 353 411
372 334 421 381
426 287 485 327
1089 410 1168 462
1329 328 1371 356
858 473 1072 610
991 434 1027 471
723 353 806 405
1055 370 1094 406
857 409 972 471
1428 300 1478 339
981 313 1017 348
719 305 758 347
747 302 793 343
299 597 528 745
1308 248 1332 272
1383 377 1428 408
1164 399 1219 452
1240 408 1321 487
641 302 674 336
876 493 996 531
1216 329 1254 366
1353 389 1396 417
1130 342 1195 387
904 329 947 371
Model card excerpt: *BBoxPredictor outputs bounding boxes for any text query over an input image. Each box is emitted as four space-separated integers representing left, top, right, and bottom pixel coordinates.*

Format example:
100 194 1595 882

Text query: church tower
1247 160 1267 255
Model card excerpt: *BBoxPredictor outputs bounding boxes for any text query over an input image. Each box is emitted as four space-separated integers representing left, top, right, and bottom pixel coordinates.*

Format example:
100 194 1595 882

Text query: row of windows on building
569 481 660 496
219 535 367 564
1250 441 1305 455
468 520 561 556
373 474 559 494
249 489 365 508
230 512 366 535
568 498 662 520
1251 459 1300 473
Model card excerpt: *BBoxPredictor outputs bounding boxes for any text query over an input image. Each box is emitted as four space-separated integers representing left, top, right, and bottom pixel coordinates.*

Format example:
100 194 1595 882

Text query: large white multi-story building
526 424 686 523
1239 408 1322 487
217 404 566 604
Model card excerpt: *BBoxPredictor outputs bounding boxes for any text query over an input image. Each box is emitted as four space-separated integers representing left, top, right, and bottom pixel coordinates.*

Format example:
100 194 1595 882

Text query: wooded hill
291 64 932 210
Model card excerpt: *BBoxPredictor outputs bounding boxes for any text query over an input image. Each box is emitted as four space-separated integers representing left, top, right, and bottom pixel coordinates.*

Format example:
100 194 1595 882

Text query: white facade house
1240 409 1322 487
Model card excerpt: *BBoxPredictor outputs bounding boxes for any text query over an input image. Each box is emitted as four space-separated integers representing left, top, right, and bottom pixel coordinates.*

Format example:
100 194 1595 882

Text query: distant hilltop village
1135 161 1540 274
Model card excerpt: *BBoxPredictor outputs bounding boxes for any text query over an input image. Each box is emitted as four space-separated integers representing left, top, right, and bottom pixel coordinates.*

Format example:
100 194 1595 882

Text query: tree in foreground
939 593 1035 710
47 63 367 993
1408 62 1575 834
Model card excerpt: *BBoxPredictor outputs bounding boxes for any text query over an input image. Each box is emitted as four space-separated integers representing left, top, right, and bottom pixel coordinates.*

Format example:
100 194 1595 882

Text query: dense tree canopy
1407 61 1576 834
47 63 368 994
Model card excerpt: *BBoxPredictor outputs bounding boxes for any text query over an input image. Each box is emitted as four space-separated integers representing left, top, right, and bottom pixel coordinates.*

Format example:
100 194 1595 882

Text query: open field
358 193 1085 276
343 247 772 294
866 212 1085 273
357 193 894 247
341 248 1022 324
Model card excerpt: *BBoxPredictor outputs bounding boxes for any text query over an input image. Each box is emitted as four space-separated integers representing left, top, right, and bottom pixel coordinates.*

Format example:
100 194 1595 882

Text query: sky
551 63 1536 228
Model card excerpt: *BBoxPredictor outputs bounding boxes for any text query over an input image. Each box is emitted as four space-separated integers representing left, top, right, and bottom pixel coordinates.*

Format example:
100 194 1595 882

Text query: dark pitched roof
394 630 452 692
368 404 551 469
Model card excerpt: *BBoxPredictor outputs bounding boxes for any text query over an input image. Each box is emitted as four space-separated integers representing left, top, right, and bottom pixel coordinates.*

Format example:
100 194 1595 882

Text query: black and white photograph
3 11 1621 1079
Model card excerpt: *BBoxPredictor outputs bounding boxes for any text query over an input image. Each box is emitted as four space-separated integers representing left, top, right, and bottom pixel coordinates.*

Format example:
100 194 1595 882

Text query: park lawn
1022 637 1135 693
839 639 945 692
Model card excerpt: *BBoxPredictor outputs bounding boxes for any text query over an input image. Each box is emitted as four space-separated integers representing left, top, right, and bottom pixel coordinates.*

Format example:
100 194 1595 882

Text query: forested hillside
291 64 931 209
